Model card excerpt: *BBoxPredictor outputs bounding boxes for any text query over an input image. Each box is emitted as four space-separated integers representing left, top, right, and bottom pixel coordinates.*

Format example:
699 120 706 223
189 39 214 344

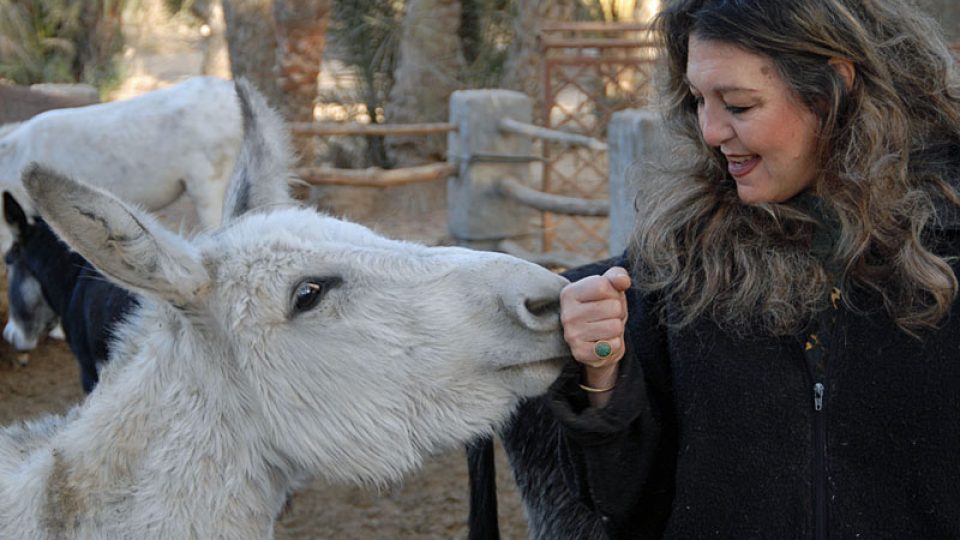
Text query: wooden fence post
607 109 667 255
447 90 537 249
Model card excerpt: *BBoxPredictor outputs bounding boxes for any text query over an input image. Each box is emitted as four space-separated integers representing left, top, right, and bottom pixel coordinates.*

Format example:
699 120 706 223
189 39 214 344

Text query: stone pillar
447 90 537 249
607 109 667 255
917 0 960 42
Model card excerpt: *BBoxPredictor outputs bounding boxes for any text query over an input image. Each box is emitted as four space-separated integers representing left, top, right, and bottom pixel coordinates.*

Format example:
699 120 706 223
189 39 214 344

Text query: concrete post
917 0 960 43
447 90 537 249
607 109 667 255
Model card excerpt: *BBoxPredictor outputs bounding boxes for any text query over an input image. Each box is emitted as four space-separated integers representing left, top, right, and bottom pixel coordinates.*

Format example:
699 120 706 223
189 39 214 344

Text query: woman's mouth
727 155 759 177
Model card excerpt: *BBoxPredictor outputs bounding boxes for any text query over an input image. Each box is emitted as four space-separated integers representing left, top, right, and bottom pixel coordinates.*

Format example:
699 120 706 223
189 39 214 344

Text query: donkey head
22 80 569 485
1 191 57 352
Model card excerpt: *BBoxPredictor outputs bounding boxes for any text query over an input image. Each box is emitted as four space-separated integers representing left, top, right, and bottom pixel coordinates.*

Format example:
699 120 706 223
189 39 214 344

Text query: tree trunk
76 1 125 84
272 0 330 124
221 0 283 108
374 0 464 220
499 0 579 123
272 0 330 168
385 0 465 167
459 0 482 66
223 0 329 168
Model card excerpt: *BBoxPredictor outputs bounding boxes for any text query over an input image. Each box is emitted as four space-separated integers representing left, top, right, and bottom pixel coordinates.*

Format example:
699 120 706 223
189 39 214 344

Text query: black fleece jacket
548 240 960 539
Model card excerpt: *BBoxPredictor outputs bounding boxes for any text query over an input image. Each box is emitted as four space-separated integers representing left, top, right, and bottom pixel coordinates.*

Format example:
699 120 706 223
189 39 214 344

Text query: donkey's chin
497 357 567 397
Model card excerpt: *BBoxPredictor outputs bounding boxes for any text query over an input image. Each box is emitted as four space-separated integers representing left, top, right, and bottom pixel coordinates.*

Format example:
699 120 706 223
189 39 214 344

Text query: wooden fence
292 89 616 269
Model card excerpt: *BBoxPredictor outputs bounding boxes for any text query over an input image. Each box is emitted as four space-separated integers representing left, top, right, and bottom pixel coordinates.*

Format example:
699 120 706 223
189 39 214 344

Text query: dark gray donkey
2 191 137 392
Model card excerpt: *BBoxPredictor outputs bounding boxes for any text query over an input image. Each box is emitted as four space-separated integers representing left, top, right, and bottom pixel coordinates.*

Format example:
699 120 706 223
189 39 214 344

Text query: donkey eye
291 277 342 314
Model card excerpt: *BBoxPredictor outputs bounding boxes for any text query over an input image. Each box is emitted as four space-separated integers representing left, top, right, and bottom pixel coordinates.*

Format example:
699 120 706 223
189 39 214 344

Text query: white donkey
0 76 241 250
0 81 569 539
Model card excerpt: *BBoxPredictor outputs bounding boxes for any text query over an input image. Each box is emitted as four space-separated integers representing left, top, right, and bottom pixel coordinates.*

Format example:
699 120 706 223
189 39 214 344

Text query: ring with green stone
593 340 613 360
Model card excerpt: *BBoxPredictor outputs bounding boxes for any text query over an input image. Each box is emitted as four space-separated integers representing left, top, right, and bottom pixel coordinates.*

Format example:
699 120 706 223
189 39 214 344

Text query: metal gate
540 22 658 259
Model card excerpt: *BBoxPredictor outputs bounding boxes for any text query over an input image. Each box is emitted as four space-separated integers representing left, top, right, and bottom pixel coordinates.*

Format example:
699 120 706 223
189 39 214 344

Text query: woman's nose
699 104 733 147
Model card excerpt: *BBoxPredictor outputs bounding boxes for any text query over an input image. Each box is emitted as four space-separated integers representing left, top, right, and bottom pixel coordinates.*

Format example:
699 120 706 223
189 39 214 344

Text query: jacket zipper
805 285 841 540
811 380 827 540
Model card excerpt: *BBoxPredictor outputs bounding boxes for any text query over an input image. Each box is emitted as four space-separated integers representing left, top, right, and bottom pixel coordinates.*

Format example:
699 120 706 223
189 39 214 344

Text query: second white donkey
0 80 570 539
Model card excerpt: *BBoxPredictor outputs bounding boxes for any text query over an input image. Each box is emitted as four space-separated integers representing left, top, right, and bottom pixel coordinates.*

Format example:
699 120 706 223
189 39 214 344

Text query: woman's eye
725 105 751 114
291 277 342 314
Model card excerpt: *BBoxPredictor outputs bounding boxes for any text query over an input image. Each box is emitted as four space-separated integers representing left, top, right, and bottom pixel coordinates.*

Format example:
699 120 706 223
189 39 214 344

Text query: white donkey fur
0 80 569 539
0 76 241 250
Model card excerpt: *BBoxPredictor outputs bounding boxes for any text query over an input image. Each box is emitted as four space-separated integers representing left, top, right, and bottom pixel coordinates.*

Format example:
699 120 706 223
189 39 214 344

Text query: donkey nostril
524 297 559 318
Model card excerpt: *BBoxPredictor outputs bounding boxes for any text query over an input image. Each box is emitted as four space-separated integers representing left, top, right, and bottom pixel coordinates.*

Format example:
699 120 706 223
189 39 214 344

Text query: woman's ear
828 57 856 91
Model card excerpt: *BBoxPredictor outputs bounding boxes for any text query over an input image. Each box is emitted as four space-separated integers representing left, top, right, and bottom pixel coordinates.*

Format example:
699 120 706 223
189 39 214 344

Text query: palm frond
0 0 127 87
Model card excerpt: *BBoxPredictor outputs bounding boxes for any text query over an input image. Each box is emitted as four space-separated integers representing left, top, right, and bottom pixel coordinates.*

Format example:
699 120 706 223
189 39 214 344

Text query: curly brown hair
632 0 960 336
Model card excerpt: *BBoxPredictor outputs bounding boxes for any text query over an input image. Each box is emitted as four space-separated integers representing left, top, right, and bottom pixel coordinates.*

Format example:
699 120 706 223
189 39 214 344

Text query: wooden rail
497 178 610 217
541 38 657 49
540 22 650 33
498 118 607 151
295 162 456 188
289 122 457 137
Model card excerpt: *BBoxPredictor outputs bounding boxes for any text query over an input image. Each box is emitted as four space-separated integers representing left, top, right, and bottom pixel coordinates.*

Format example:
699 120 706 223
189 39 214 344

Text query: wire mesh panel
540 22 658 260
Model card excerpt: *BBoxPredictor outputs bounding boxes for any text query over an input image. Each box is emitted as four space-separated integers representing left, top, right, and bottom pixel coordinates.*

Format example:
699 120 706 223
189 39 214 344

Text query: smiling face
686 36 821 204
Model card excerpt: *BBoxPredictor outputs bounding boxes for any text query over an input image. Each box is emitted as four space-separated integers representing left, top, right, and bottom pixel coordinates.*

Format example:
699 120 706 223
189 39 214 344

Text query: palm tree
222 0 330 165
385 0 465 166
0 0 126 88
272 0 330 125
221 0 282 106
499 0 579 123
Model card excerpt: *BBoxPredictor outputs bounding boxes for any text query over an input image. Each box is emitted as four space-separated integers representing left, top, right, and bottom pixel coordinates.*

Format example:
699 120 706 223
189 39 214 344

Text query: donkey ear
2 191 28 239
221 78 297 223
22 164 210 307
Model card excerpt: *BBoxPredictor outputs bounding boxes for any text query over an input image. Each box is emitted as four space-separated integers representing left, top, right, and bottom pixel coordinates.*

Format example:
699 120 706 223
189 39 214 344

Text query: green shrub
0 0 126 89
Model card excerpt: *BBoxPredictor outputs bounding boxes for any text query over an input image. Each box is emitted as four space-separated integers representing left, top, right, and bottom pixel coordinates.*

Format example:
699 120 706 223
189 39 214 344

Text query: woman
549 0 960 537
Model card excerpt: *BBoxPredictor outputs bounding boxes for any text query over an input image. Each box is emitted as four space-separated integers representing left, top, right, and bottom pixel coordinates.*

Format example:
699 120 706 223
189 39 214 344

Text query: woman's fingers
560 267 631 368
560 268 630 311
561 318 625 344
603 266 632 293
561 298 626 327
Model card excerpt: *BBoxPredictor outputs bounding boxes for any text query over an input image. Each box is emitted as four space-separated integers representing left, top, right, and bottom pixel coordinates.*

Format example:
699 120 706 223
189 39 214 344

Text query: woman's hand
560 266 630 404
